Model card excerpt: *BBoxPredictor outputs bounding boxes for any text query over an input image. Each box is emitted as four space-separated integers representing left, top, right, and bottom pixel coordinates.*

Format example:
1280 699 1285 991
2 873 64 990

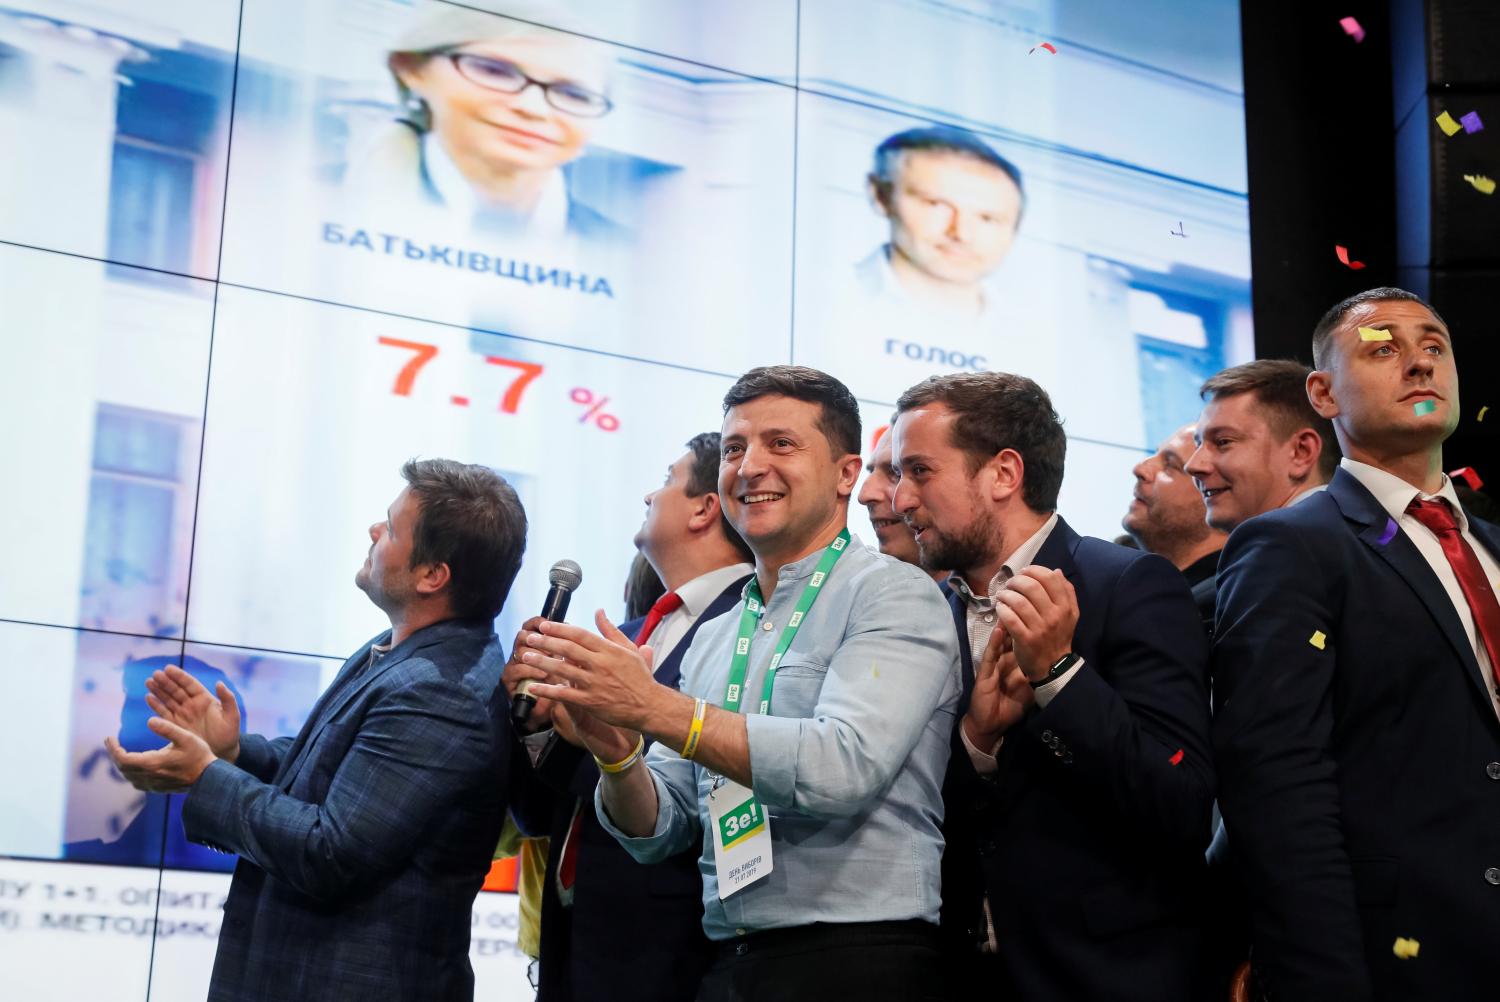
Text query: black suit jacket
940 517 1214 1002
512 575 750 1002
1212 467 1500 1001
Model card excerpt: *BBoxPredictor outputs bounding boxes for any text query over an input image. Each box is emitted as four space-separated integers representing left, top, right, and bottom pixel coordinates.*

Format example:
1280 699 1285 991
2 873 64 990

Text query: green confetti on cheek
1414 400 1437 416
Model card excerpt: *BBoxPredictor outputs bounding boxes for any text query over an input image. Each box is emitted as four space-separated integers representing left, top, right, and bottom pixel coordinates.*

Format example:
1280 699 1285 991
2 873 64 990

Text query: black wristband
1031 652 1081 688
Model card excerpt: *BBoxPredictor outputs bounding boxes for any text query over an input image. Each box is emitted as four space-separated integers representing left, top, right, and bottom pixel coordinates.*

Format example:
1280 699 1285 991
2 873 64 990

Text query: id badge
707 777 772 898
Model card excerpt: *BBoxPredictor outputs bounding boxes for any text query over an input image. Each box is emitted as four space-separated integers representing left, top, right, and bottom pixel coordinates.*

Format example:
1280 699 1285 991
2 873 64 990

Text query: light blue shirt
597 532 961 939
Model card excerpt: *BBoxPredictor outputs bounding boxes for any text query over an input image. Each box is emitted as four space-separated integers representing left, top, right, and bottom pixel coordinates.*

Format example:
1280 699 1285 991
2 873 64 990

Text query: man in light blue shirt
519 365 960 1002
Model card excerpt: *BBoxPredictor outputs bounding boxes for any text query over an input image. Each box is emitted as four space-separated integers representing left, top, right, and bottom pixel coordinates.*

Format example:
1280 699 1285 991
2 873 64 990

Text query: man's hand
502 616 555 733
104 718 217 793
996 567 1080 682
962 629 1034 752
145 665 241 763
521 610 664 762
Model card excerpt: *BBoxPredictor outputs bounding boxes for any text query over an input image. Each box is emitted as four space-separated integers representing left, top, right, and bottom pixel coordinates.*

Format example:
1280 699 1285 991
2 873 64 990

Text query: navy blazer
182 619 512 1002
940 517 1214 1002
512 575 750 1002
1212 467 1500 1001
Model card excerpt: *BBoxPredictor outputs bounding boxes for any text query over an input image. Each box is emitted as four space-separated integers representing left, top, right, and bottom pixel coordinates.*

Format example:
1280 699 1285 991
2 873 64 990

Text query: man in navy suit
105 459 527 1002
890 371 1214 1001
505 432 753 1002
1213 288 1500 1000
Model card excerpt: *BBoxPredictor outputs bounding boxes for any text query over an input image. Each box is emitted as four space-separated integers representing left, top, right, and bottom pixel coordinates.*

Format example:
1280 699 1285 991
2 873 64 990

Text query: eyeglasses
446 52 612 118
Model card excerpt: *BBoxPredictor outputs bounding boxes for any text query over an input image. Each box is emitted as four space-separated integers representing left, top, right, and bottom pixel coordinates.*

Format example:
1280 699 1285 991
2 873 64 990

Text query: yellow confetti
1309 630 1327 650
1480 405 1490 422
1464 174 1496 195
1436 111 1462 136
1393 936 1421 959
1358 326 1392 341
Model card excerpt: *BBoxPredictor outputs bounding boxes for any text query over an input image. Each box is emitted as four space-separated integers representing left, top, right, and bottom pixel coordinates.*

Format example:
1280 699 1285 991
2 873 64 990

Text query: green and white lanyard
723 529 849 715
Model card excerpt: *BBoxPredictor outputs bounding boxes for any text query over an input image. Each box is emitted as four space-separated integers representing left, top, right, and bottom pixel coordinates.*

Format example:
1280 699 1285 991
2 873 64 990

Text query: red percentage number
570 387 620 432
377 337 544 414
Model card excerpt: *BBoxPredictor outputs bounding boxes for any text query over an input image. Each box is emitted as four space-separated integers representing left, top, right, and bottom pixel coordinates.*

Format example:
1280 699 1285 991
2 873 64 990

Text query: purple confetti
1377 517 1398 546
1461 110 1484 134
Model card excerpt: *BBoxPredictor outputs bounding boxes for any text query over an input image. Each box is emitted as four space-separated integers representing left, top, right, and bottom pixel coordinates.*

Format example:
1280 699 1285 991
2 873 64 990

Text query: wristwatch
1031 652 1081 688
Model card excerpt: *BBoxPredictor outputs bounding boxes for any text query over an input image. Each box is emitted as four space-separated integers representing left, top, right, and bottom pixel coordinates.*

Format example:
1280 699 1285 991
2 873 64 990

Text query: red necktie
634 590 684 647
556 590 685 900
1406 498 1500 687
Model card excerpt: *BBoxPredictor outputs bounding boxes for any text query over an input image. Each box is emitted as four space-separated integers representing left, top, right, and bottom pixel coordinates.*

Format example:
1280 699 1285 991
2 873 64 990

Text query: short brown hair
684 432 753 563
401 458 528 621
1199 360 1340 480
895 371 1066 513
1311 287 1445 369
722 366 862 457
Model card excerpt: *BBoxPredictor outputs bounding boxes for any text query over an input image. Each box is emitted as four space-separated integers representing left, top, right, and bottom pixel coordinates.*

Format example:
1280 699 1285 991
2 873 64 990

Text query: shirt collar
422 132 571 237
1341 457 1467 532
756 531 863 595
1287 482 1328 506
860 244 992 318
675 562 755 616
949 512 1059 606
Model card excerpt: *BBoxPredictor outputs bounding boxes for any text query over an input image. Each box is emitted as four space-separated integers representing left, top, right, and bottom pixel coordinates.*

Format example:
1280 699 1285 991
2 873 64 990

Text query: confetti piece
1461 111 1484 134
1450 466 1484 491
1358 326 1392 341
1168 748 1184 766
1463 174 1496 195
1480 405 1490 422
1335 245 1366 270
1029 41 1057 54
1377 517 1398 546
1414 399 1437 416
1393 936 1421 959
1339 16 1365 43
1309 630 1327 650
1436 111 1463 136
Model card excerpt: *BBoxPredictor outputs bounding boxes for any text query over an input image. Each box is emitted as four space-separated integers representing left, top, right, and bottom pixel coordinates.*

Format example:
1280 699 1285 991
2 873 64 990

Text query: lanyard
723 529 849 715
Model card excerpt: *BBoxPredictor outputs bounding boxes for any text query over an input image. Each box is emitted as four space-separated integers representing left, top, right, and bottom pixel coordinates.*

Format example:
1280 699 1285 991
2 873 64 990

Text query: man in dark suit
105 459 527 1002
1123 422 1227 633
505 432 753 1002
1213 288 1500 1001
890 371 1214 1001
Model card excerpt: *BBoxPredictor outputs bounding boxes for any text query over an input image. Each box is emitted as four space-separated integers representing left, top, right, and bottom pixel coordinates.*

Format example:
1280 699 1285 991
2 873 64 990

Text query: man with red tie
1212 287 1500 1001
505 432 753 1002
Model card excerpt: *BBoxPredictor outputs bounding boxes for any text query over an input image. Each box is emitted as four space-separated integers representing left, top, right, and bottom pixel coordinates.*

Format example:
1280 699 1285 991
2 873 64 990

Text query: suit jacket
940 517 1214 1001
511 575 750 1002
1212 467 1500 1001
182 619 512 1002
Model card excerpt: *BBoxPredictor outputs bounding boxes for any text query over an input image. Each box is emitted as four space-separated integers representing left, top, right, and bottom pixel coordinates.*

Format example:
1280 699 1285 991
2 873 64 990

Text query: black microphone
512 559 583 724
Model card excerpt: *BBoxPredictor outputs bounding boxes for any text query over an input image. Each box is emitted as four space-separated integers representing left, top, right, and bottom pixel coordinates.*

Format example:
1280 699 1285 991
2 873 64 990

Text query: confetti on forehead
1358 327 1392 341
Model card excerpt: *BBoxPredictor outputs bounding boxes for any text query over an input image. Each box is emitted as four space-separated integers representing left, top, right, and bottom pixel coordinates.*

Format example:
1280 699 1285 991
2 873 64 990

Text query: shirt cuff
960 722 1004 775
743 713 802 806
1033 658 1085 708
521 728 555 767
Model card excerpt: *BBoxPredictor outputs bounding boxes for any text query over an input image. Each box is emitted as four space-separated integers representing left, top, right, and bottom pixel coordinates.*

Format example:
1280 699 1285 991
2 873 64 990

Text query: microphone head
549 559 583 591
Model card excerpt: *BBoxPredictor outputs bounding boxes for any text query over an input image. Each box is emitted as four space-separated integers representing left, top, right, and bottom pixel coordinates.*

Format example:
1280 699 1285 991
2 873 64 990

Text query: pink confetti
1461 110 1485 134
1335 244 1367 270
1377 517 1398 546
1339 16 1365 43
1169 748 1184 766
1450 466 1484 491
1029 41 1057 55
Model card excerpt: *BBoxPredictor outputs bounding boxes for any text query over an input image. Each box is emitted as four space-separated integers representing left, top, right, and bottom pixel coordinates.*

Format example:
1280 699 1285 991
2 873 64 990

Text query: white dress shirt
947 513 1085 772
1341 458 1500 720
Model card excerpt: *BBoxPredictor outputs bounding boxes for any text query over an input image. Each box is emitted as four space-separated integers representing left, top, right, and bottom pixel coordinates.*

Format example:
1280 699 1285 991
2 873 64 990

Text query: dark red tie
1406 498 1500 688
557 590 684 899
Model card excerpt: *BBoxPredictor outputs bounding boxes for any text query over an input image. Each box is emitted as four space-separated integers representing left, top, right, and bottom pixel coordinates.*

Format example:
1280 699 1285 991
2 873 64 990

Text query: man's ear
836 453 864 500
414 560 452 598
1286 428 1323 480
987 448 1026 504
1307 368 1339 420
867 174 893 216
687 492 722 533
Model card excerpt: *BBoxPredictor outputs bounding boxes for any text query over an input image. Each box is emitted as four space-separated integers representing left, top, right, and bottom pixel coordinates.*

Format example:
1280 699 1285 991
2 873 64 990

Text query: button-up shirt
1341 458 1500 720
597 533 960 939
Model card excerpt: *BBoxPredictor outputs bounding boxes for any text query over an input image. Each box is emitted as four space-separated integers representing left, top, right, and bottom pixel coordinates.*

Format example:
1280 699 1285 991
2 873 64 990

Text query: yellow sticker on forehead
1357 327 1392 341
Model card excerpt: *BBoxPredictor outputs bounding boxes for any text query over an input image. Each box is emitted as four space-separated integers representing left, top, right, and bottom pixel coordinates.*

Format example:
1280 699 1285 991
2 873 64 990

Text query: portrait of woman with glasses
349 1 626 242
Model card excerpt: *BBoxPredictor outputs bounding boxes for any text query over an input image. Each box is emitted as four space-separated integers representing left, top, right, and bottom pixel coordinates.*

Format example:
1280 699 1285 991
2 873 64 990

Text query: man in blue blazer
890 372 1214 1001
506 432 753 1002
1213 288 1500 1001
106 459 527 1002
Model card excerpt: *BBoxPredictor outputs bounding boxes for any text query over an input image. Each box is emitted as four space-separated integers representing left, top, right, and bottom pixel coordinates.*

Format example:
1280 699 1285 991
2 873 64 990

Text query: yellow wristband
680 698 707 761
594 736 644 775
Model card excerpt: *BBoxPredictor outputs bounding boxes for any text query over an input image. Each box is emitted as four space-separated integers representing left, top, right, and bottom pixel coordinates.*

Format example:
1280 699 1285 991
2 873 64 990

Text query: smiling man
1186 359 1339 534
105 459 526 1002
857 423 934 574
516 365 959 1002
1212 289 1500 1000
